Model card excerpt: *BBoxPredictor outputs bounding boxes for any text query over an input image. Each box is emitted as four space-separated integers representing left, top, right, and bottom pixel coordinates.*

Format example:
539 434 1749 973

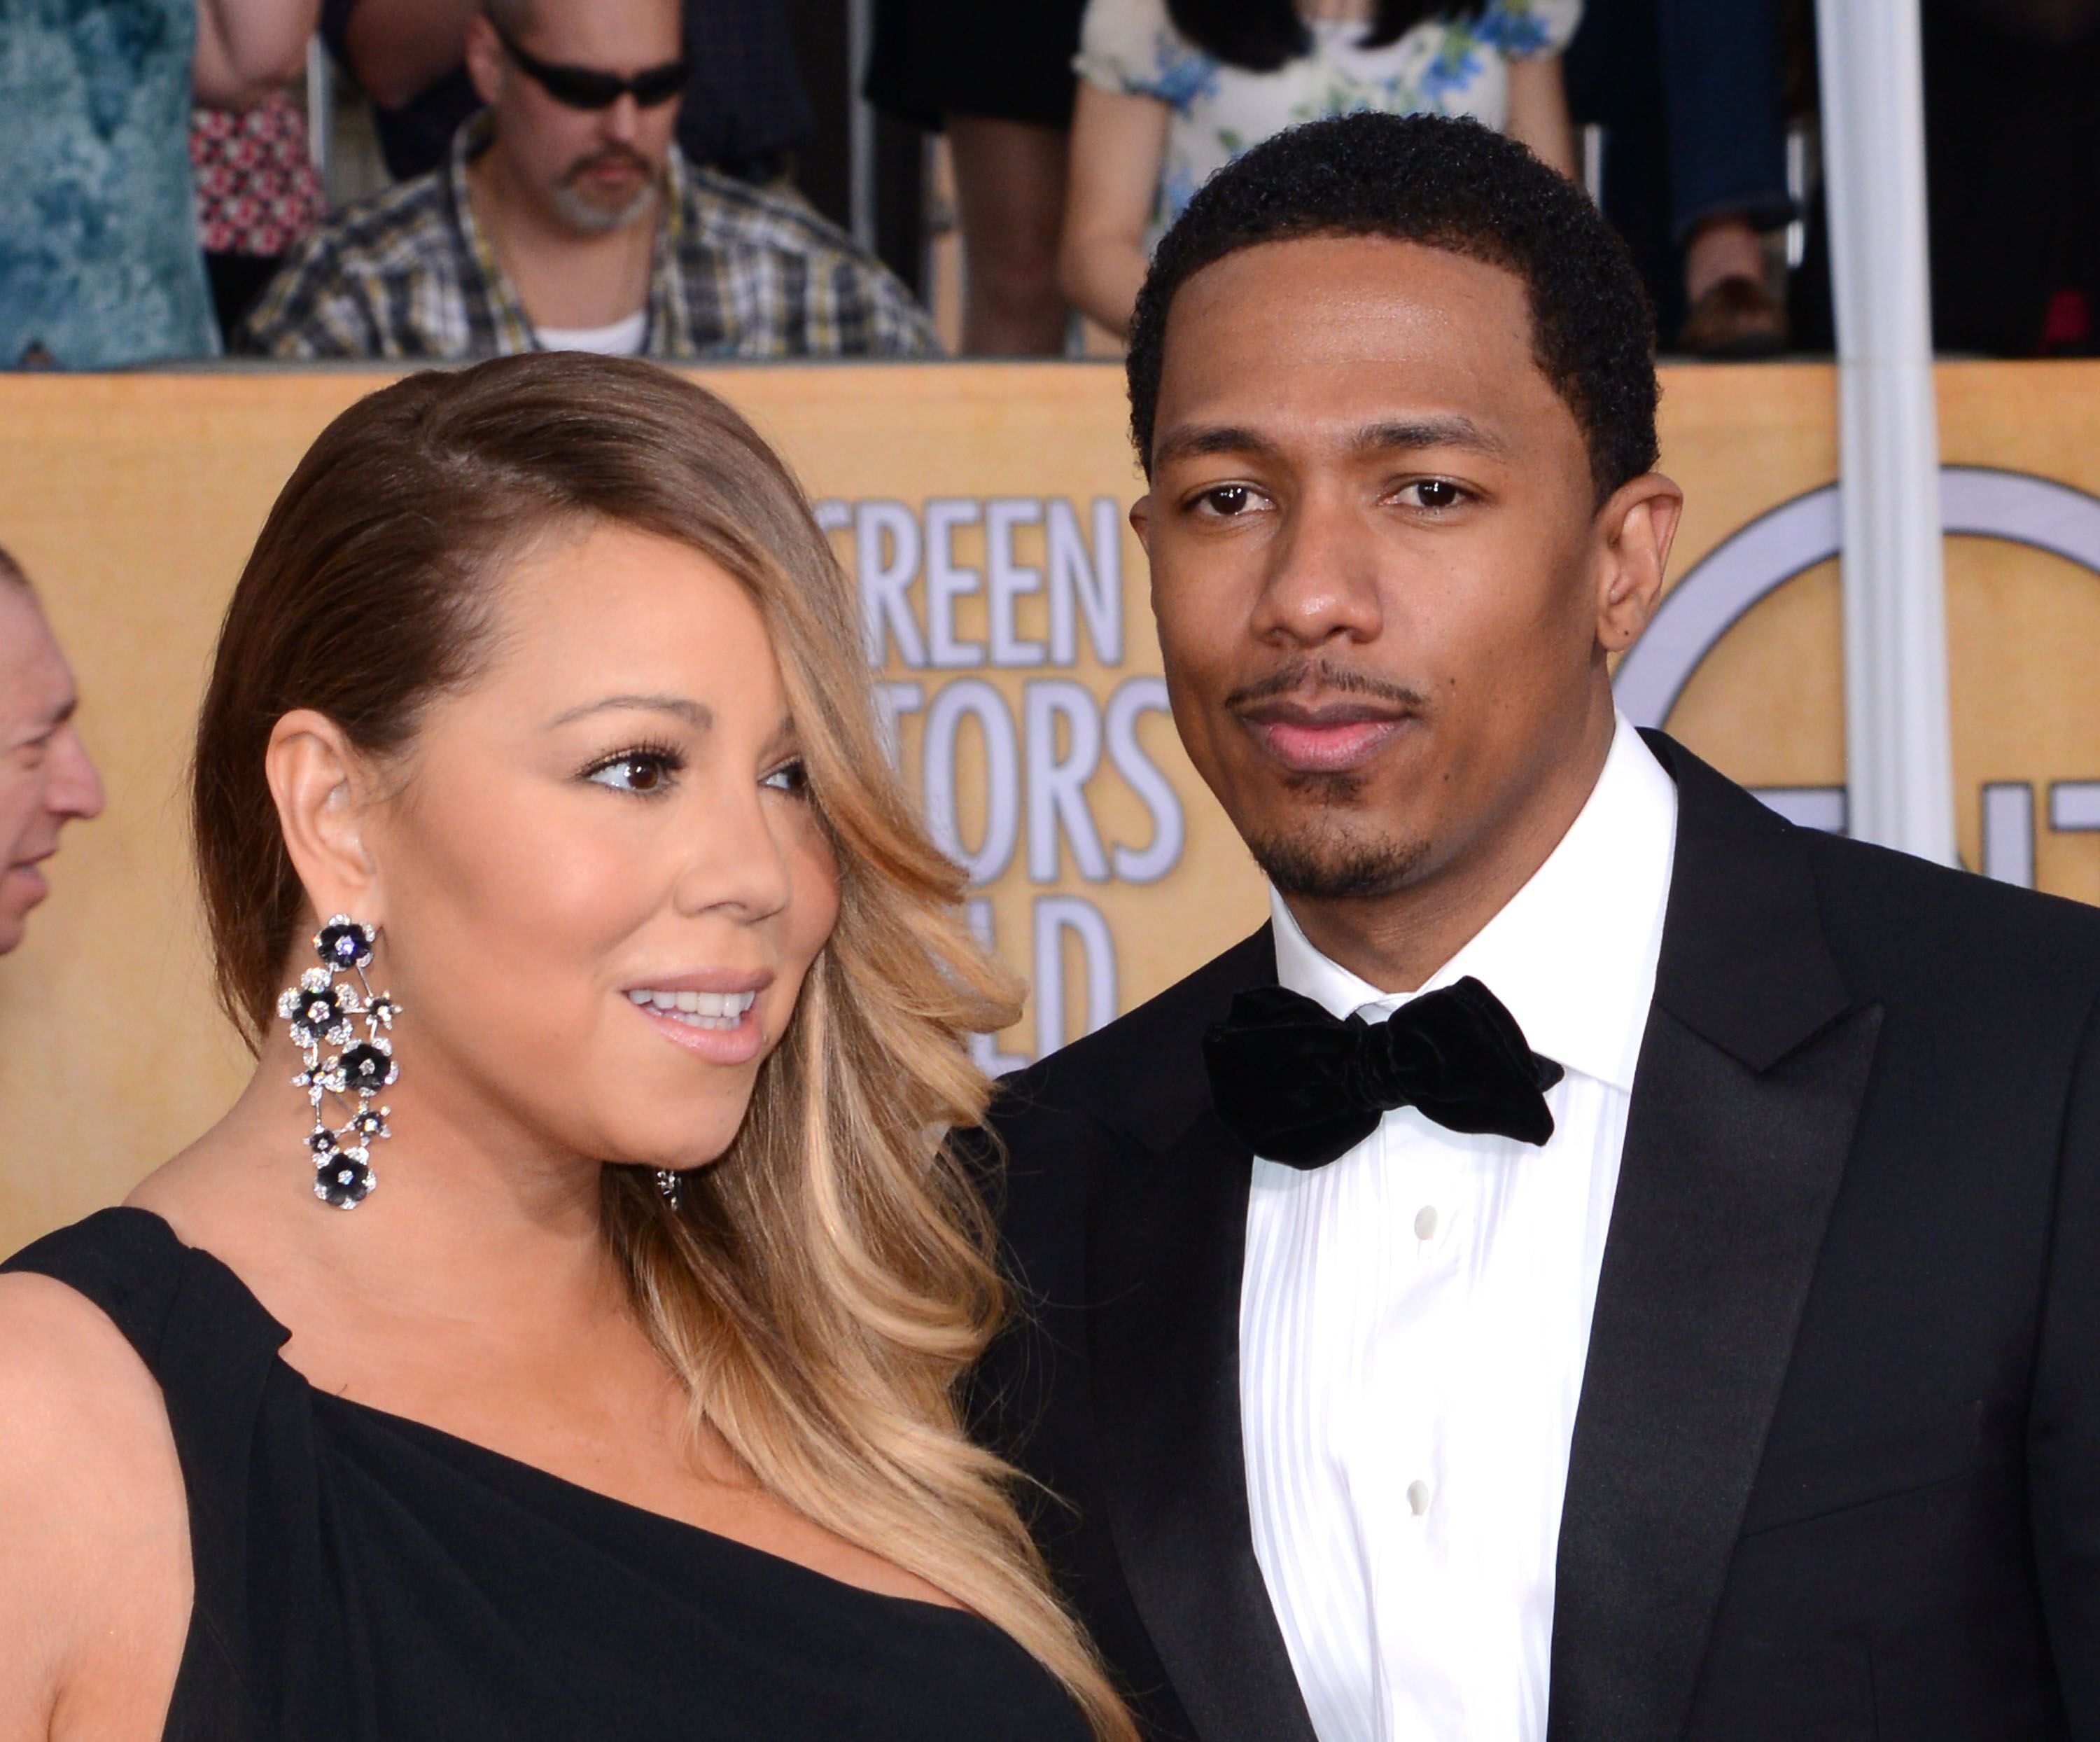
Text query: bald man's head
0 566 104 953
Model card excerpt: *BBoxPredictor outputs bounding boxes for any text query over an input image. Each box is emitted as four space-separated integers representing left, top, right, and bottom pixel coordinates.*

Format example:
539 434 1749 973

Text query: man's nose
47 726 104 823
601 92 642 145
1249 489 1387 648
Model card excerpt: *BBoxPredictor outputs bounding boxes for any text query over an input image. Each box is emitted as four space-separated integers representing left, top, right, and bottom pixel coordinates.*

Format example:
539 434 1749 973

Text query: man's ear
463 15 506 108
1130 493 1160 620
1592 471 1684 654
265 710 387 931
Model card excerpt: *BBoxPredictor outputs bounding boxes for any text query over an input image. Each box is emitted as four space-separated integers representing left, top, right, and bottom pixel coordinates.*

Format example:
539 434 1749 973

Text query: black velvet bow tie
1202 978 1566 1169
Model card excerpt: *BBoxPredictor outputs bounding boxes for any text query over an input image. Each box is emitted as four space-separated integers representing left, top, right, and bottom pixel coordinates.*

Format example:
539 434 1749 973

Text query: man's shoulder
1657 729 2100 1020
679 162 873 263
1801 823 2100 1005
299 168 459 268
990 924 1274 1153
238 171 464 356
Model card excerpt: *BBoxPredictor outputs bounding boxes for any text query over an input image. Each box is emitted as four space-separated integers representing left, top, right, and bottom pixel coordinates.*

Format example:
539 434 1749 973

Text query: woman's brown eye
584 750 680 794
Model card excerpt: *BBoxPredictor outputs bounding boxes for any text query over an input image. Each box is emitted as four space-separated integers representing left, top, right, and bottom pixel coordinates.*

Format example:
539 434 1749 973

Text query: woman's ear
265 711 386 927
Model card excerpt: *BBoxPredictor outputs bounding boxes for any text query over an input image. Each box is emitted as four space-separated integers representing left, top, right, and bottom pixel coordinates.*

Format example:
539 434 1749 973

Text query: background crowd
6 0 2098 370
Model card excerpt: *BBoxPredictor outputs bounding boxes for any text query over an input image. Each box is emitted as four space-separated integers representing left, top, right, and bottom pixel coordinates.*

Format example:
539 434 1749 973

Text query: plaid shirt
239 116 936 360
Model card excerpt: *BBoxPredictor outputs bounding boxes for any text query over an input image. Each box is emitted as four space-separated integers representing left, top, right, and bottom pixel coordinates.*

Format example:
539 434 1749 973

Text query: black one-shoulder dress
1 1208 1091 1742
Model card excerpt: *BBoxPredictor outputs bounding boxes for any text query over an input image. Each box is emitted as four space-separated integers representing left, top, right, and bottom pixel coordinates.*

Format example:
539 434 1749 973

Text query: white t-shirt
533 309 650 356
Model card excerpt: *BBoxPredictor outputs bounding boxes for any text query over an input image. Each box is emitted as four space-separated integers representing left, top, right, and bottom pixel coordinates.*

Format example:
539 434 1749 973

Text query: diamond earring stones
654 1169 684 1209
278 914 400 1209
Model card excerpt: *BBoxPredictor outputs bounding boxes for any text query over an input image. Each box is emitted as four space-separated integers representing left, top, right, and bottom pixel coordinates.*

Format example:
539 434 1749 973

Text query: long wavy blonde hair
192 354 1135 1740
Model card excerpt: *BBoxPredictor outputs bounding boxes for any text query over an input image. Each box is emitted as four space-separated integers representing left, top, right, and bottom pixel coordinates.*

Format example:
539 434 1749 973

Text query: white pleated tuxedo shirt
1240 713 1679 1742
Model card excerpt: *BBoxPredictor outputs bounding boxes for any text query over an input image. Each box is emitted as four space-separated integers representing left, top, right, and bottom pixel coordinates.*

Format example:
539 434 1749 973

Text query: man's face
1135 235 1670 906
471 0 684 235
0 587 104 954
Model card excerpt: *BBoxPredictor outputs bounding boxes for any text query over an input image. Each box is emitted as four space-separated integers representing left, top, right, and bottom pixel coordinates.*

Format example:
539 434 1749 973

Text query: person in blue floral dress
1 0 318 368
1059 0 1581 335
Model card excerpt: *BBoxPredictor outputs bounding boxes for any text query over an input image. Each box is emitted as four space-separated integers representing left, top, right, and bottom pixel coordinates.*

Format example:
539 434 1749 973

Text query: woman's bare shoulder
0 1272 190 1741
0 1268 176 1456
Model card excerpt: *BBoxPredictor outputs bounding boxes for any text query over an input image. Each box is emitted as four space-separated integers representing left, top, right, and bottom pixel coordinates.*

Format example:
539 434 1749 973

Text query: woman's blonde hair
192 354 1134 1740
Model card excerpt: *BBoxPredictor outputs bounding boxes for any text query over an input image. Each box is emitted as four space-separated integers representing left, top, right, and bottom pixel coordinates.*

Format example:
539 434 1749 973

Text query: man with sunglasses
241 0 934 359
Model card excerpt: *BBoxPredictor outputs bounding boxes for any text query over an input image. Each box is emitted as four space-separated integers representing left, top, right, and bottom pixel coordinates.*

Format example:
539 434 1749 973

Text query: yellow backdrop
5 359 2099 1253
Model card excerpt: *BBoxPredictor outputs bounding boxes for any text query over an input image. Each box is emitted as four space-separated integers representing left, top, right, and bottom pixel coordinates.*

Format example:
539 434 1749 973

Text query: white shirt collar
1270 712 1679 1094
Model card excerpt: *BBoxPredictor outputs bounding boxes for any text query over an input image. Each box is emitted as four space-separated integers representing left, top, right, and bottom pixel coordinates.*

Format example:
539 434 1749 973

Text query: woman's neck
132 1031 626 1359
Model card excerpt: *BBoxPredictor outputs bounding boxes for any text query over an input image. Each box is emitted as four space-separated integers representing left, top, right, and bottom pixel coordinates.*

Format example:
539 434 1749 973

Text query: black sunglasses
493 24 687 110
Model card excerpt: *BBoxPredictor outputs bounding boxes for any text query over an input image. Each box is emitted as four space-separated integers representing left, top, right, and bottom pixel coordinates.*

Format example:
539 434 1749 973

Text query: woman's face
348 519 840 1174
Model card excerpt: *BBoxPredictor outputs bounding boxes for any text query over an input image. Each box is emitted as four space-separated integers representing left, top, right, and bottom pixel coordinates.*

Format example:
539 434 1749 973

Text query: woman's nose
671 783 793 922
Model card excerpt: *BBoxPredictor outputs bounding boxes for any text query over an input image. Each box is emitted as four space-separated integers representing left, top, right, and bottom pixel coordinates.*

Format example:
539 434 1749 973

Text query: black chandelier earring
278 914 400 1209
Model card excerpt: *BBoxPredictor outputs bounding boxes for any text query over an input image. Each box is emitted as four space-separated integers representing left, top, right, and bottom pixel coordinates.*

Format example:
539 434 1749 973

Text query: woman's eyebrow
544 693 714 730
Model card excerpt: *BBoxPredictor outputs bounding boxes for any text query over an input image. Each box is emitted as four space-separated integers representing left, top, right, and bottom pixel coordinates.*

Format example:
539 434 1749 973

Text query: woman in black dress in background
0 355 1128 1742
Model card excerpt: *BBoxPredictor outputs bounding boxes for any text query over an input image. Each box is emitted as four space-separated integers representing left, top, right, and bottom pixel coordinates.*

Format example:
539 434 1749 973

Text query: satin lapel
1546 1001 1882 1741
1548 734 1885 1742
1086 1110 1320 1742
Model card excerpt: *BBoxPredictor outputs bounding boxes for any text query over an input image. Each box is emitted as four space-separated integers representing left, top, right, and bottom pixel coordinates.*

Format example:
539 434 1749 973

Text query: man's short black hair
1126 113 1660 503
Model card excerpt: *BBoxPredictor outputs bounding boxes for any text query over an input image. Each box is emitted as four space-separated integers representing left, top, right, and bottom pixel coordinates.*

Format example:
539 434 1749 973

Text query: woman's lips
628 996 766 1066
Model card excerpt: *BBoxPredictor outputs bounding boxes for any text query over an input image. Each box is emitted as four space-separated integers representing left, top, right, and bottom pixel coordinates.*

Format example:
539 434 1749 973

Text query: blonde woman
0 355 1131 1742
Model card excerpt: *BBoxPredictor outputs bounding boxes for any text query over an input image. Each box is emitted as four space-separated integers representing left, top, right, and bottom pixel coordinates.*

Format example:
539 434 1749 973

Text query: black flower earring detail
278 914 400 1209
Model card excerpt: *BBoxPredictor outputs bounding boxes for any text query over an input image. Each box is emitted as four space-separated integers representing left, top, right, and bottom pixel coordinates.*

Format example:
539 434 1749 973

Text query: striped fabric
239 114 936 361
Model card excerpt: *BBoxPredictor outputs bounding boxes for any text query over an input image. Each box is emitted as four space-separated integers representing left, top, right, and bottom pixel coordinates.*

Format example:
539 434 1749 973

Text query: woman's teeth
626 988 758 1030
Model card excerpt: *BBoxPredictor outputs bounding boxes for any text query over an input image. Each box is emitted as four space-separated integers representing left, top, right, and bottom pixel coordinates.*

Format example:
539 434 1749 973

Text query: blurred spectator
0 0 318 368
1922 0 2099 356
241 0 934 358
867 0 1086 354
1059 0 1581 338
322 0 812 186
0 550 104 956
1791 0 2100 358
191 90 328 340
1566 0 1791 356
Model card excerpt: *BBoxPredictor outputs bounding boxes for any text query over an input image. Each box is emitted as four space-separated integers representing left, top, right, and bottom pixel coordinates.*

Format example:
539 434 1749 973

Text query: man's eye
1401 478 1466 510
583 749 681 793
1196 485 1261 517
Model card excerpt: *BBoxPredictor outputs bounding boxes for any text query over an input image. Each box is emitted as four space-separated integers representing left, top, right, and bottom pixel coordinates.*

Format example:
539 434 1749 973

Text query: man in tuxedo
974 113 2100 1740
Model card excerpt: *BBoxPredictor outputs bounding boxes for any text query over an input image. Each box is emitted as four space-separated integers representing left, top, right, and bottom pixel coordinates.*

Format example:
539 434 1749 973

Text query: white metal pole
305 35 333 193
1814 3 1956 864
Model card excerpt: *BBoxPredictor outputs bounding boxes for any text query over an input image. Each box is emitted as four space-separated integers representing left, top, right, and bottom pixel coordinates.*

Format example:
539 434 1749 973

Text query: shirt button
1407 1479 1432 1517
1413 1205 1439 1241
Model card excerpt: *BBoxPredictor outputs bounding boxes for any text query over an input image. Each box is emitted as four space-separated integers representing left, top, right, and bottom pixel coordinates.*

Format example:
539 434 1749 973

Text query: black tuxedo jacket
974 733 2100 1741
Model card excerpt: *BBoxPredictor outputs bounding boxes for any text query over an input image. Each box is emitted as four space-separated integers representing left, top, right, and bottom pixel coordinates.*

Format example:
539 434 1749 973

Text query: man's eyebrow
545 693 713 730
9 694 76 748
1152 415 1513 471
1150 423 1283 470
1352 415 1513 459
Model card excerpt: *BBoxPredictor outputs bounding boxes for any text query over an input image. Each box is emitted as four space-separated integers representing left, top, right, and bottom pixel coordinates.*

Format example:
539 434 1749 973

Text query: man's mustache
564 147 653 185
1224 657 1429 714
